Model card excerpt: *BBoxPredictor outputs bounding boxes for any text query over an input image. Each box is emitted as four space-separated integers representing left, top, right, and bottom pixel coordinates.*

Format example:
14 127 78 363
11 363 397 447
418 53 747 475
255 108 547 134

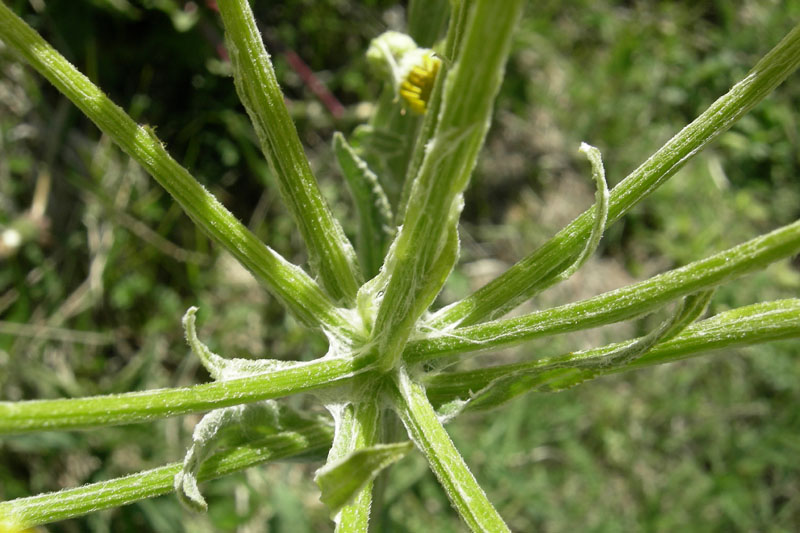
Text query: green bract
0 1 798 532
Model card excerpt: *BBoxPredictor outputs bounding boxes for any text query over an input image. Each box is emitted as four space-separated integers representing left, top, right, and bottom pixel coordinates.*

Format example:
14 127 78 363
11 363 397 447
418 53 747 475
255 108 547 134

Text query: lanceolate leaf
425 299 800 411
333 132 394 279
315 441 413 516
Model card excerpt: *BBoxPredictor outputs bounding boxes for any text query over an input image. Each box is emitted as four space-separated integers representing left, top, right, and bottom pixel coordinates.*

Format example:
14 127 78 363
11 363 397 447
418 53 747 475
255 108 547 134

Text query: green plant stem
407 218 800 362
323 394 382 532
431 21 800 328
0 1 349 332
357 0 450 203
0 356 375 434
0 423 333 531
387 367 510 532
217 0 362 305
371 0 525 371
396 0 469 223
425 299 800 410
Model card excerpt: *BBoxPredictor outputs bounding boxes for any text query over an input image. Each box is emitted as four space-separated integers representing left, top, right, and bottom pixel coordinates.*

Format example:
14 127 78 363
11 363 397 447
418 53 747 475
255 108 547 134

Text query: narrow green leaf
217 0 363 304
333 132 394 279
183 306 298 381
316 441 413 516
432 21 800 328
425 299 800 411
174 401 283 512
407 219 800 363
576 289 714 370
546 142 609 284
355 86 421 204
320 389 383 532
651 288 715 342
0 423 332 530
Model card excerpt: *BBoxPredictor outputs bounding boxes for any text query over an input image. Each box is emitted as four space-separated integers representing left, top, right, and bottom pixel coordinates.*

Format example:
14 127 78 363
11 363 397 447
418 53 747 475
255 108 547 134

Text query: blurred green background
1 0 799 531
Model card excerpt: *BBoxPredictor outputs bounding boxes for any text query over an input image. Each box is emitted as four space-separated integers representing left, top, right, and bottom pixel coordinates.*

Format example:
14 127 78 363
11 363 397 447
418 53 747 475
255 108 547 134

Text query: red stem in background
206 0 344 118
283 49 345 118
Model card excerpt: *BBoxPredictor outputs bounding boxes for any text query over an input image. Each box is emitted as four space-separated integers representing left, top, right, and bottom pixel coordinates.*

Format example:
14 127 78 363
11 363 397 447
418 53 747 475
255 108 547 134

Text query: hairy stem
0 423 332 531
432 21 800 328
0 1 349 331
0 356 375 434
408 218 800 362
425 299 800 410
388 367 510 532
371 0 525 371
217 0 362 304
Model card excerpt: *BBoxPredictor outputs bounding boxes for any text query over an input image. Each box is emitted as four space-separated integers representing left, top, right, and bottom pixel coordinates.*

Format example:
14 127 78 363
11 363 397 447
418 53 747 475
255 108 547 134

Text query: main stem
370 0 525 371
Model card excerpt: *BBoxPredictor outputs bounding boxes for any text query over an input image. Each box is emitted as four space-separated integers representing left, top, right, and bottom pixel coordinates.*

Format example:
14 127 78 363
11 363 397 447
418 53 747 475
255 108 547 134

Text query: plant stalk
431 21 800 328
